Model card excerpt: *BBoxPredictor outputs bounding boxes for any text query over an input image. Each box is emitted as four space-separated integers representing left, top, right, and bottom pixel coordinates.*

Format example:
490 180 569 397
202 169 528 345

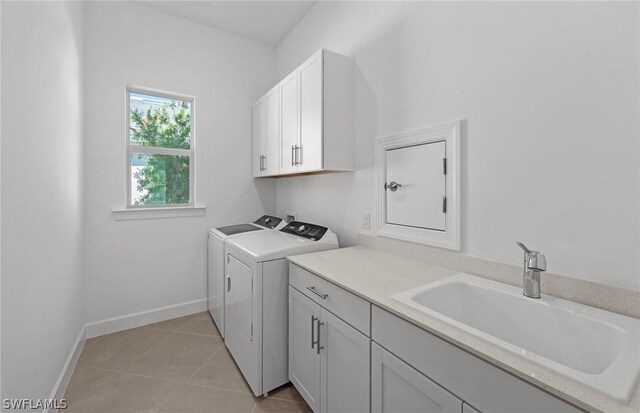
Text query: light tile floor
63 312 311 413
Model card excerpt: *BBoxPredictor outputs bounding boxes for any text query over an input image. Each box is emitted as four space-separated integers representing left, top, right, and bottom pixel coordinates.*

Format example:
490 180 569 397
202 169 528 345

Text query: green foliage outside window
130 100 191 205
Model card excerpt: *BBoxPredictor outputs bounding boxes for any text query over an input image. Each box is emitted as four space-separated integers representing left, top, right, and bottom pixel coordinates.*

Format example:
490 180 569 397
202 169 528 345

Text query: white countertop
287 246 640 413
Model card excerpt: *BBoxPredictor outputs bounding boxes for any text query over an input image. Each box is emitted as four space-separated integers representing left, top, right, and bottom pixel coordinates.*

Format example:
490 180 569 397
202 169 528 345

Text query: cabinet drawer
290 263 370 336
372 306 583 413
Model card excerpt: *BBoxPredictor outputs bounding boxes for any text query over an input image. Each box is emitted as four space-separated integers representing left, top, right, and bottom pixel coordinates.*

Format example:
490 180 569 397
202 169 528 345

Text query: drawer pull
307 286 328 300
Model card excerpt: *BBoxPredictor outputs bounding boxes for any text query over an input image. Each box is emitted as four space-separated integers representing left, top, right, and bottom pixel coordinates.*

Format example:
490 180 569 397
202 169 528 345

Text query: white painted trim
375 120 462 251
112 205 206 221
85 298 207 339
45 326 86 413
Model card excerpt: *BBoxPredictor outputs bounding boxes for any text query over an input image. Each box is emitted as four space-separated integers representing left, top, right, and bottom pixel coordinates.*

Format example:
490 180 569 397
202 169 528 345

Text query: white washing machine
208 215 285 337
224 221 339 397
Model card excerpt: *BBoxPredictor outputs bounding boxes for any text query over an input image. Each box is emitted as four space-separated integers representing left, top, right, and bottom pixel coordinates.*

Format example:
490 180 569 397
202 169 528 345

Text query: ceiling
139 1 317 46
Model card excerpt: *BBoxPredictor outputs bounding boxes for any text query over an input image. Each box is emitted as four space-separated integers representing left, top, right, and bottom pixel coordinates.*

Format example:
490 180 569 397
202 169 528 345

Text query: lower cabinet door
289 287 321 412
320 308 370 413
371 342 462 413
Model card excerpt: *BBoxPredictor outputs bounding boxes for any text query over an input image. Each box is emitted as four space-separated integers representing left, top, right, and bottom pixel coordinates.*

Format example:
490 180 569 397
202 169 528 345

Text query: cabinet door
371 343 462 413
289 287 321 412
298 50 323 172
252 98 266 177
264 86 280 175
320 308 370 413
279 71 299 174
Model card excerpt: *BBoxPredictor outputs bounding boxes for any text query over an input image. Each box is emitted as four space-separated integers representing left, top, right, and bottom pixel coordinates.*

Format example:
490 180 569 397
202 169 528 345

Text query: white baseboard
84 298 207 339
46 326 86 413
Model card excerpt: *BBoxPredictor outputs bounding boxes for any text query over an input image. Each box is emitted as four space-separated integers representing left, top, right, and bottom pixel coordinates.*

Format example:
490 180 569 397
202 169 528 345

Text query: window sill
112 206 206 221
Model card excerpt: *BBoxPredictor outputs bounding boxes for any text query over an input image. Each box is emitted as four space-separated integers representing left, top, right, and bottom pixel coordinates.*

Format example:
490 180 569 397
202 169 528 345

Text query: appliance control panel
254 215 283 229
280 221 328 241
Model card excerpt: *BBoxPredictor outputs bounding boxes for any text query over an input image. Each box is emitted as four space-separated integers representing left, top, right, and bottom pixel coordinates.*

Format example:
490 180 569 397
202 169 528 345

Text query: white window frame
126 85 196 209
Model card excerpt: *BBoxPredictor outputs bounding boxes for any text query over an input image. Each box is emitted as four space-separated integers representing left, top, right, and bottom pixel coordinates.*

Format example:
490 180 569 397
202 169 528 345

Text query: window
127 87 194 208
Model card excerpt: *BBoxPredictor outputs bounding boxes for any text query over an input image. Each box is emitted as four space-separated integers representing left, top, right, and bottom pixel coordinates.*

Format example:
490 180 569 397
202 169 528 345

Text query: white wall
1 0 85 400
275 1 640 290
83 2 276 323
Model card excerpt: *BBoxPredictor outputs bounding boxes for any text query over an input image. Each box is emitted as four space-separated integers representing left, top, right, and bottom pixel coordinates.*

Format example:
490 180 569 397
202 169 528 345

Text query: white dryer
208 215 285 337
224 221 339 396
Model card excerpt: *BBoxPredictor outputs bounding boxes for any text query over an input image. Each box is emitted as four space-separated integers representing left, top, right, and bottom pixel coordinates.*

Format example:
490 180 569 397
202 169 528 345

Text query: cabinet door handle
306 286 328 300
311 315 318 349
262 155 266 171
291 145 296 166
317 321 324 355
227 275 231 292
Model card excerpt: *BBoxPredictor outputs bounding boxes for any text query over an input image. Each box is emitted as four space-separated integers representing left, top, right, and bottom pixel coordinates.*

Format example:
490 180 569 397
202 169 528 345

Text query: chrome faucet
516 242 547 299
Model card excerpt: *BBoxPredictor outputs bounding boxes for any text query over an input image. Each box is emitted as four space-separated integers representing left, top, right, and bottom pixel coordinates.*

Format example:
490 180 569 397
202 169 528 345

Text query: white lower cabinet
288 265 583 413
372 342 462 413
288 285 370 413
320 309 370 413
289 286 321 411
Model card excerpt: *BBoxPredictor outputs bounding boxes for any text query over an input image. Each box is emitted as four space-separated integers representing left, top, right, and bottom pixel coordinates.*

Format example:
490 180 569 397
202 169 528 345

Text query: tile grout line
118 330 178 371
185 342 226 383
143 325 223 338
72 357 307 409
69 316 312 411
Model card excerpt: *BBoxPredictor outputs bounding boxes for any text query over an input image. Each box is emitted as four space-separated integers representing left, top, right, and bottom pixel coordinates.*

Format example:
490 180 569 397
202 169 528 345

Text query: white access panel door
320 308 370 413
280 71 299 174
207 233 225 338
298 51 323 172
289 286 321 412
265 86 280 176
371 343 462 413
386 141 446 231
252 98 266 177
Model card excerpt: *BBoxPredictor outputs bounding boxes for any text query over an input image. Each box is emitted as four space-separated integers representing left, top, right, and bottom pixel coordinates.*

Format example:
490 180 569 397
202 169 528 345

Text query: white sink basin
392 273 640 402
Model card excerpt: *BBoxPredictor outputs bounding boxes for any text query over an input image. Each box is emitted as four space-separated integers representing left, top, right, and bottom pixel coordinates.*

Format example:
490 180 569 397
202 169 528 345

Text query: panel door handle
311 315 318 349
316 321 324 355
384 181 403 192
227 275 231 292
291 145 296 166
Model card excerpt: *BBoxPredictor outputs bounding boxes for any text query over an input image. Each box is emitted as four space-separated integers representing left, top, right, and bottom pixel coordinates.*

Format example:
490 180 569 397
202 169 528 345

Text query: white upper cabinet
253 49 354 177
252 98 266 177
264 86 280 176
252 85 280 177
279 71 299 175
298 51 323 172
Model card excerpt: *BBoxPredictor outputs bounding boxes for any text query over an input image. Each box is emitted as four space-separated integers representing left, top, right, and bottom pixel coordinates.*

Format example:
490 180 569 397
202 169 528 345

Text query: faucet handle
516 241 531 254
527 252 547 271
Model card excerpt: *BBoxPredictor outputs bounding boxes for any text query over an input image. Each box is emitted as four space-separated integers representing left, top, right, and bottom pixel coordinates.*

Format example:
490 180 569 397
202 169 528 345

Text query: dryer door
226 253 254 342
224 252 262 396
